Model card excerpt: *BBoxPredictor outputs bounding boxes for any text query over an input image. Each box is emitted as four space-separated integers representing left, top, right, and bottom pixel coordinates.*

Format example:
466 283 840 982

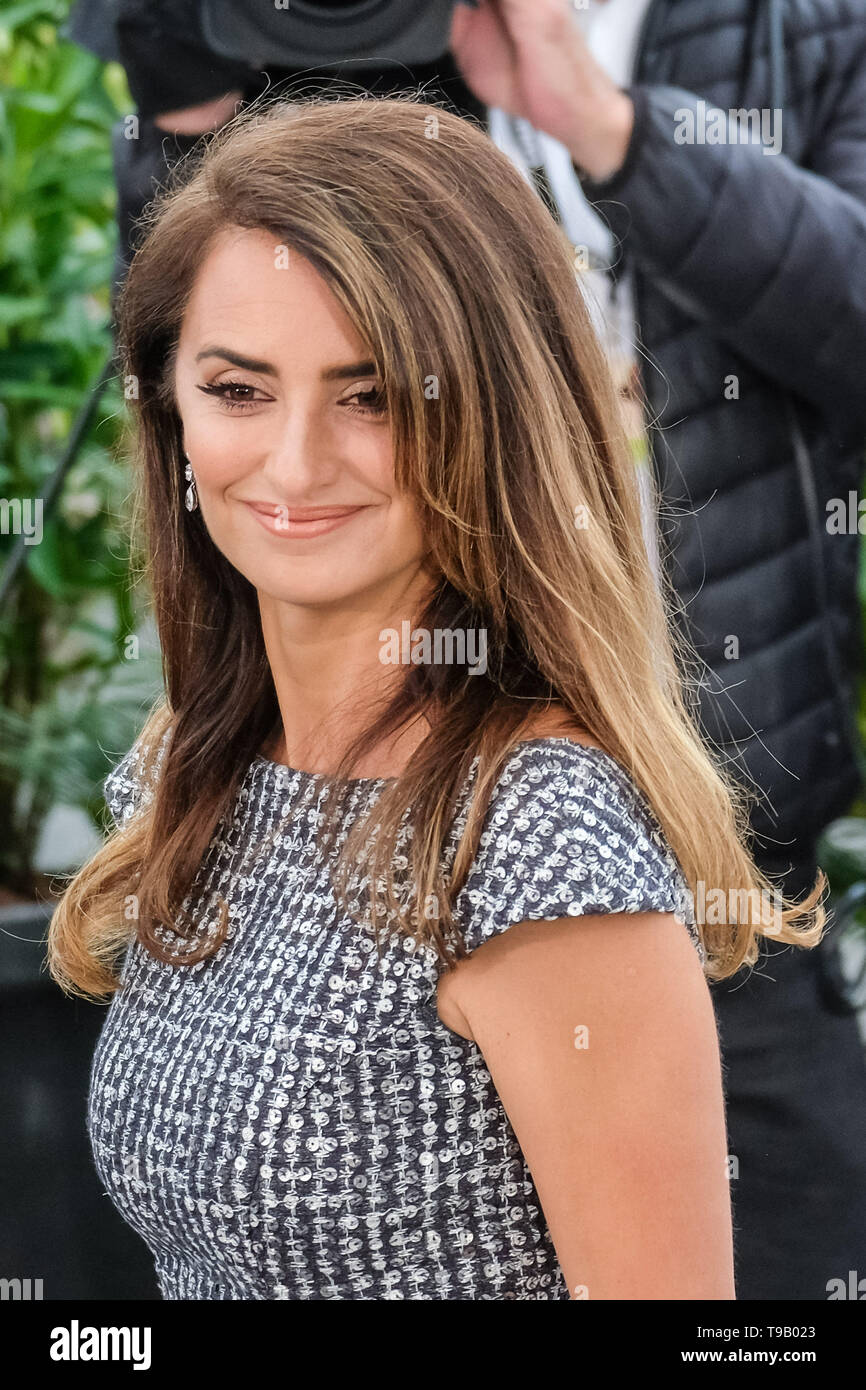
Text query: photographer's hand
153 90 243 135
449 0 633 180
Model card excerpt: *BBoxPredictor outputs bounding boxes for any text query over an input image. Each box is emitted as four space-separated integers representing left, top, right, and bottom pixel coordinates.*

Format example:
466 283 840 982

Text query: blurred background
2 0 866 1301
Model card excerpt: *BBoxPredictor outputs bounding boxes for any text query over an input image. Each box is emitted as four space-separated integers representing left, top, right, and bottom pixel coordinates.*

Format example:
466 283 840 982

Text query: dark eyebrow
194 347 378 381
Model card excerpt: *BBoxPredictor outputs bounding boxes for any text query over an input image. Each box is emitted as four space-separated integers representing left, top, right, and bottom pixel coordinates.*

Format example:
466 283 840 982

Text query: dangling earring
183 452 198 512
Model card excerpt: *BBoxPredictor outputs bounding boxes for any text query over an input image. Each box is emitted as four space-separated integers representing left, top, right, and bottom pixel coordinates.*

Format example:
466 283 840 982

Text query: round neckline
252 736 613 787
251 753 392 787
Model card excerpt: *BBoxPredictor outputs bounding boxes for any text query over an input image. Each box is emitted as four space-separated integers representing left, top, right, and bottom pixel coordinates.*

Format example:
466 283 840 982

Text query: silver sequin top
87 735 703 1300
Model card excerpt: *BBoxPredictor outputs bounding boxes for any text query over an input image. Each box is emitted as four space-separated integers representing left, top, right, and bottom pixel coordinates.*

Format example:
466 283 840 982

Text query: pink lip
242 501 368 538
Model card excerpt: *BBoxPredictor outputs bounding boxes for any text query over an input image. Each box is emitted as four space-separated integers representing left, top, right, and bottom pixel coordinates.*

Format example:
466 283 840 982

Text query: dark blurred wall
0 907 159 1300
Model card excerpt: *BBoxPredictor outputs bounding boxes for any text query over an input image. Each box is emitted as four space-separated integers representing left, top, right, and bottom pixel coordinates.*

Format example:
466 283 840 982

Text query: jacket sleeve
578 47 866 435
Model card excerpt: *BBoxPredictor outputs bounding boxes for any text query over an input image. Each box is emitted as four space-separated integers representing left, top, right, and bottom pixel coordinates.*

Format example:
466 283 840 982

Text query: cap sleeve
103 722 172 830
451 740 704 966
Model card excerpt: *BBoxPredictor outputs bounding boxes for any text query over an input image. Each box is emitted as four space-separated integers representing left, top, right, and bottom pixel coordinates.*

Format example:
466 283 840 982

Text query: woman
50 95 824 1301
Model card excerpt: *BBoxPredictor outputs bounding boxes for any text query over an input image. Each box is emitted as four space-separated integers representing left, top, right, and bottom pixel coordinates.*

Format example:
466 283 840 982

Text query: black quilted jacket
578 0 866 859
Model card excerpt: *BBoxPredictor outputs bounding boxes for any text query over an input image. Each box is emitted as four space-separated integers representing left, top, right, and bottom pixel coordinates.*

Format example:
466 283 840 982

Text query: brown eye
196 381 265 412
343 385 388 417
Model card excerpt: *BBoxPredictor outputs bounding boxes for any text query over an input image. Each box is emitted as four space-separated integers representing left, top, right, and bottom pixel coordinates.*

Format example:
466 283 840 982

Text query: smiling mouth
242 501 369 538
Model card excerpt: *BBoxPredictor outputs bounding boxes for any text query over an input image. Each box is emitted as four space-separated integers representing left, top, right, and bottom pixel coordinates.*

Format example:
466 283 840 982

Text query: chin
246 560 379 609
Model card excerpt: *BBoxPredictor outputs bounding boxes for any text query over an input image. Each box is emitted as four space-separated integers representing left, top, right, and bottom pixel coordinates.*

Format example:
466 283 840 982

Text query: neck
257 566 436 777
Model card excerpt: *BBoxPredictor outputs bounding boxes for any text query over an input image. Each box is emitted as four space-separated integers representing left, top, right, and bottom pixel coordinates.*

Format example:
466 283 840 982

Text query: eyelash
195 380 388 416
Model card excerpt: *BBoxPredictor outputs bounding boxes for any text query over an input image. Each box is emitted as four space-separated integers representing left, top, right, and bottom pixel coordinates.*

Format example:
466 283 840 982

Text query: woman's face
173 226 429 609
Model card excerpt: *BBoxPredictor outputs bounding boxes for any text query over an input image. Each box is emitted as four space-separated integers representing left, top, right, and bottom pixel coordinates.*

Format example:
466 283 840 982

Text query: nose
258 400 338 497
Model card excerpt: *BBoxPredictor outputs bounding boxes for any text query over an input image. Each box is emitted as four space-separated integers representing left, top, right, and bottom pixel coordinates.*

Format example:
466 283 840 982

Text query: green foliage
0 3 160 888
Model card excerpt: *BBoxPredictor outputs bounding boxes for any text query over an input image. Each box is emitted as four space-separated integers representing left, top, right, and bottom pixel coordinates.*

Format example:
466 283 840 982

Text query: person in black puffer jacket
64 0 866 1299
568 0 866 1302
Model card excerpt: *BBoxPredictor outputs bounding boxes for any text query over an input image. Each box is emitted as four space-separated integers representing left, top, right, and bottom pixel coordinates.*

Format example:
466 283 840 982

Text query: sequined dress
87 736 702 1300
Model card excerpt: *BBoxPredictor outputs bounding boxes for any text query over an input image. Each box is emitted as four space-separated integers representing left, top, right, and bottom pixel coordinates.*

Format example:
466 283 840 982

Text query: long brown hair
48 93 825 999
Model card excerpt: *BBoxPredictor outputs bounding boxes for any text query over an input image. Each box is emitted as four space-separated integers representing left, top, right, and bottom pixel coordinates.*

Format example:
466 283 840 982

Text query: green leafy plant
0 3 160 892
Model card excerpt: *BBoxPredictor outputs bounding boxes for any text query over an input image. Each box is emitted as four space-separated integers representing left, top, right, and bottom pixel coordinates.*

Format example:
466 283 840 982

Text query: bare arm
438 910 734 1299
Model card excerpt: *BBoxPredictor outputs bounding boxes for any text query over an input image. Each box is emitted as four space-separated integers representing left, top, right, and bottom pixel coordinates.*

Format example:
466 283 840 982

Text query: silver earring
183 453 198 512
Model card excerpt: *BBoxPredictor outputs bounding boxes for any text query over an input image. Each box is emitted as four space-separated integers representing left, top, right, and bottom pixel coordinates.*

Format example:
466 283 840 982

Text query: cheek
386 496 428 563
359 447 426 560
184 423 253 489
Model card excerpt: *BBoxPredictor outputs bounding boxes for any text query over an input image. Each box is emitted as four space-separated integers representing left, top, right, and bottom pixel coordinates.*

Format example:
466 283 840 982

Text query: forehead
178 226 366 357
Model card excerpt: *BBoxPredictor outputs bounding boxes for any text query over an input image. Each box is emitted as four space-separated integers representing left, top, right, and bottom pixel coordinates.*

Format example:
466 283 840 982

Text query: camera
200 0 477 72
